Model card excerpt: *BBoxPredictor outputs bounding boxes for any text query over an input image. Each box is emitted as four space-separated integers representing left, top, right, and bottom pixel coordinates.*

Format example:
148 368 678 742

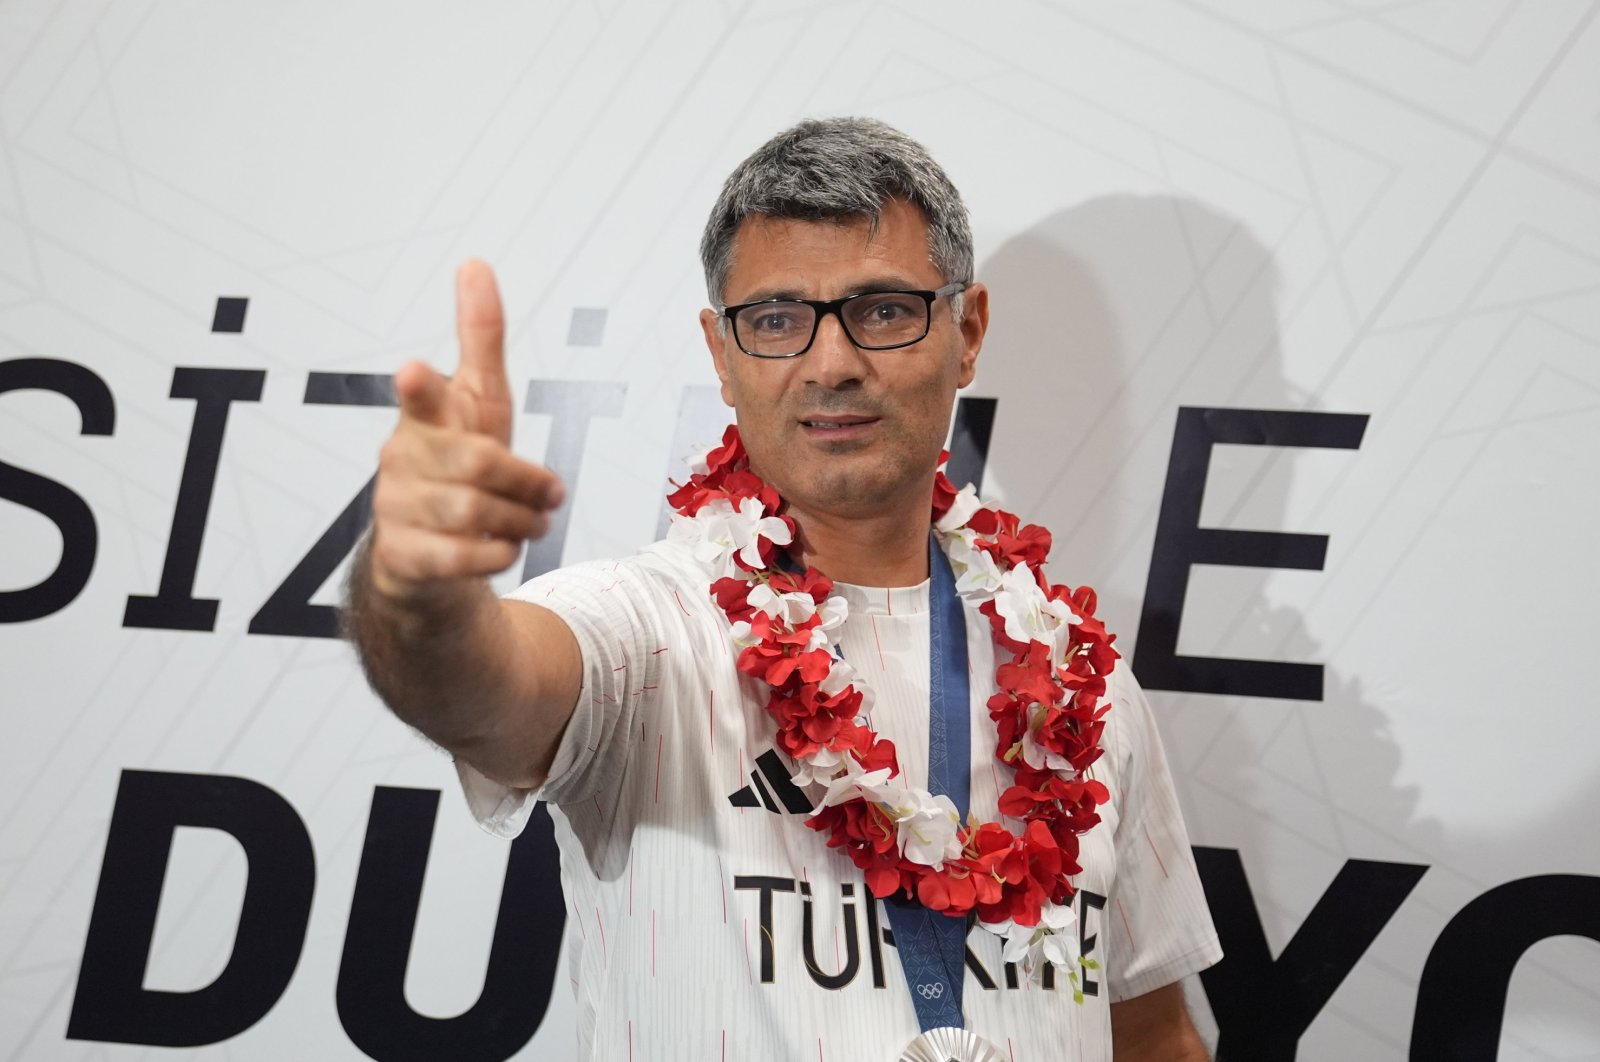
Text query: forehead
723 198 939 301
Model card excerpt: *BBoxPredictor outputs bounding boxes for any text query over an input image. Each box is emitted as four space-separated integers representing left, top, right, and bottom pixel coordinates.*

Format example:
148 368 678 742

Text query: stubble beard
773 443 937 526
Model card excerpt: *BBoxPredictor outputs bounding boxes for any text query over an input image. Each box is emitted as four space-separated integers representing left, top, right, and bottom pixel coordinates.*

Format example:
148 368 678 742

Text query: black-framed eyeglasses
720 281 967 358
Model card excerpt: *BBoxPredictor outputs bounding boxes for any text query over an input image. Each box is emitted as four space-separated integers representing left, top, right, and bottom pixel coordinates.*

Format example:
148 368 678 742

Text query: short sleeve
1102 669 1224 1001
454 553 674 838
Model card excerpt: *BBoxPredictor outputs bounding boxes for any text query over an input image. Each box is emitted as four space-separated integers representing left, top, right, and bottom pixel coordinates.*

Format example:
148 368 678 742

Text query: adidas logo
727 749 812 814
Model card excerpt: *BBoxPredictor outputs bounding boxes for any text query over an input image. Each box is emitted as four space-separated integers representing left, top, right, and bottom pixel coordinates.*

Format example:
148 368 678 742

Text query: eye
739 303 807 336
849 293 924 331
754 312 796 333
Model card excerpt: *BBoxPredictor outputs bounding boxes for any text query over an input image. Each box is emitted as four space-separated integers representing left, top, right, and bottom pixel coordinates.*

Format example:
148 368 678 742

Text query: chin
791 460 914 516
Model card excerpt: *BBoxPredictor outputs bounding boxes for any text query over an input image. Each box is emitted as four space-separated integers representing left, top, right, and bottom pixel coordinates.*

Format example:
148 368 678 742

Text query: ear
700 307 738 407
955 282 989 389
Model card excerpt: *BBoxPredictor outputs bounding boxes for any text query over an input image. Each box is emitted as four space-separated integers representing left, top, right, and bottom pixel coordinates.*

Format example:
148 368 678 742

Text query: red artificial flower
966 507 1003 537
767 565 835 605
712 577 756 620
996 522 1052 568
996 640 1066 709
918 863 979 913
930 458 958 522
703 424 745 476
850 732 900 776
866 865 904 899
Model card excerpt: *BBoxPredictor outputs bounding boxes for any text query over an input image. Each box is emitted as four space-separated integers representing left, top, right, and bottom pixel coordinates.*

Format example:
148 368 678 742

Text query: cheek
731 366 795 420
719 363 760 415
906 369 960 429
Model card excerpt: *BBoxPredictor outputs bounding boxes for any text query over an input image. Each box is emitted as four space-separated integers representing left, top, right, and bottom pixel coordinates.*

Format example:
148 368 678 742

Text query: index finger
448 434 566 510
455 259 508 395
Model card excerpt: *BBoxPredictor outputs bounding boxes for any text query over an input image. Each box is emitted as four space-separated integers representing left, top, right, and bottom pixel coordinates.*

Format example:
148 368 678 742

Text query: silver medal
897 1026 1008 1062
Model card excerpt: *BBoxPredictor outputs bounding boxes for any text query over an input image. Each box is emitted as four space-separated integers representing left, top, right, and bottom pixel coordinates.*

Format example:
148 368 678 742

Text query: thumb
453 259 509 400
394 360 452 426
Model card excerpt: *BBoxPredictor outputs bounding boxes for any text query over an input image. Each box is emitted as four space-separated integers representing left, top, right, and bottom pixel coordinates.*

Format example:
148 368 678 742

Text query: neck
785 496 931 588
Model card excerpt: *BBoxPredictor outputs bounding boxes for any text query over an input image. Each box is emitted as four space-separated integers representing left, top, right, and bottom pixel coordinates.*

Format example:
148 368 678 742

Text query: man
346 117 1220 1060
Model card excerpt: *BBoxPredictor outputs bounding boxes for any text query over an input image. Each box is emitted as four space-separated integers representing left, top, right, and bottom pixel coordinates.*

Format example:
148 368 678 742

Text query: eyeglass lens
734 292 930 357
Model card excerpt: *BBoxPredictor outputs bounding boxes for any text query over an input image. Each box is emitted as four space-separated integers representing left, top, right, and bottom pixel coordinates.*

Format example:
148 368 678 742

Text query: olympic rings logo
916 982 945 1000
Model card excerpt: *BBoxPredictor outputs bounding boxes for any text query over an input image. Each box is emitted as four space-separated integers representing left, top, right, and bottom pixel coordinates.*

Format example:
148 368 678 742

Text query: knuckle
377 435 405 473
454 437 496 482
451 490 488 532
371 532 411 579
372 477 423 525
430 488 469 531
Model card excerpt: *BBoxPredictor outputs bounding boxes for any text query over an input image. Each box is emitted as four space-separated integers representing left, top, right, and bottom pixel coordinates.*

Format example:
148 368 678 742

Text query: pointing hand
370 260 563 600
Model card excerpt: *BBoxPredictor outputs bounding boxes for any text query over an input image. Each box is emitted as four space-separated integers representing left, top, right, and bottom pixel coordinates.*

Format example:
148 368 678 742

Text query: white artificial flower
992 563 1075 660
983 902 1080 977
728 495 793 569
816 755 894 811
803 624 833 653
816 657 853 696
818 656 875 715
673 496 791 578
748 582 819 626
671 498 739 577
790 743 846 787
1037 904 1083 970
885 790 964 868
943 528 1005 599
728 618 763 649
935 484 983 533
815 593 848 635
666 507 712 548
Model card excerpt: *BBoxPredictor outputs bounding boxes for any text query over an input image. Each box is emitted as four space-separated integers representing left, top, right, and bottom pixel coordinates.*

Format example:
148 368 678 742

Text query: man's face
699 198 988 522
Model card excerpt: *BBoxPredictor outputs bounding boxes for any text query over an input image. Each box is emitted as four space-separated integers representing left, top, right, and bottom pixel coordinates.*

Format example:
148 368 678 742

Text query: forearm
343 533 572 786
1111 983 1211 1061
1115 1029 1209 1062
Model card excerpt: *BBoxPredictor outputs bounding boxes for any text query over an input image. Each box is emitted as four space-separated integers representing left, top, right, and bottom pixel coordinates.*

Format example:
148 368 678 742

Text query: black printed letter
123 368 265 631
336 787 565 1061
0 358 114 622
735 876 796 984
520 380 626 579
1135 407 1368 701
67 770 314 1046
1195 846 1424 1061
248 373 392 638
801 882 860 990
1411 874 1600 1060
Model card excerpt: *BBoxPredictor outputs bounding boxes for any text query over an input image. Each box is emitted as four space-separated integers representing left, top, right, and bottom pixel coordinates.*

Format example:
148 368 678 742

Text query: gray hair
699 117 974 315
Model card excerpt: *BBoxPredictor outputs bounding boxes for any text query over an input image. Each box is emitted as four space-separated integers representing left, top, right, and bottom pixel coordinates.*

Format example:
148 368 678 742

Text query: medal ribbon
882 532 972 1034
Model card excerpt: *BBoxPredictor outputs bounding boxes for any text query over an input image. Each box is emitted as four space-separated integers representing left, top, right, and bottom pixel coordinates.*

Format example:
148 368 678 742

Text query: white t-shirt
458 536 1221 1061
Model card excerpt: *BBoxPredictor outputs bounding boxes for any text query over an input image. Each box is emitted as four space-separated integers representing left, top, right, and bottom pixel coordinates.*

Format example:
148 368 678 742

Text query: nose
803 309 869 389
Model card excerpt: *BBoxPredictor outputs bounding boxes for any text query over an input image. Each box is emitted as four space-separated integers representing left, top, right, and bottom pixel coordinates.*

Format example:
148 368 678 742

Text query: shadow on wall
973 196 1444 1055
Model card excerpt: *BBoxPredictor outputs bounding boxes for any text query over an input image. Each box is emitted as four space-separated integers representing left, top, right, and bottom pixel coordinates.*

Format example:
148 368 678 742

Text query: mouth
798 414 879 431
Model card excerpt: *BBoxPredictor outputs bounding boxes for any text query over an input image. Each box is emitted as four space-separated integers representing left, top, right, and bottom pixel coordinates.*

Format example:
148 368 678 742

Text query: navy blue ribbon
882 532 972 1033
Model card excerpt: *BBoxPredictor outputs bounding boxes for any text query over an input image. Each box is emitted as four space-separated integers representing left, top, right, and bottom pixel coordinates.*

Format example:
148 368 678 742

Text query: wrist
347 531 484 639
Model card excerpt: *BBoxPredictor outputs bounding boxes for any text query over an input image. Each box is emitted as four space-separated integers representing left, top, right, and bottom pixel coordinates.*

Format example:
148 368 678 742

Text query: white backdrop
3 1 1599 1059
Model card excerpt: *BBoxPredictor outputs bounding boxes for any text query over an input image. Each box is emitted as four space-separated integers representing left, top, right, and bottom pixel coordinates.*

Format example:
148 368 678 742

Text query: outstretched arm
344 260 580 789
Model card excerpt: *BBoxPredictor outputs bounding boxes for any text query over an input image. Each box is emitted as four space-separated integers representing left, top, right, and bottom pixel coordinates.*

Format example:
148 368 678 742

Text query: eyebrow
732 276 926 305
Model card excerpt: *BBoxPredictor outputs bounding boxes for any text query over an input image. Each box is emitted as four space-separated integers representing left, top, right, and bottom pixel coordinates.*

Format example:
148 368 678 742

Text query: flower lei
667 426 1117 984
